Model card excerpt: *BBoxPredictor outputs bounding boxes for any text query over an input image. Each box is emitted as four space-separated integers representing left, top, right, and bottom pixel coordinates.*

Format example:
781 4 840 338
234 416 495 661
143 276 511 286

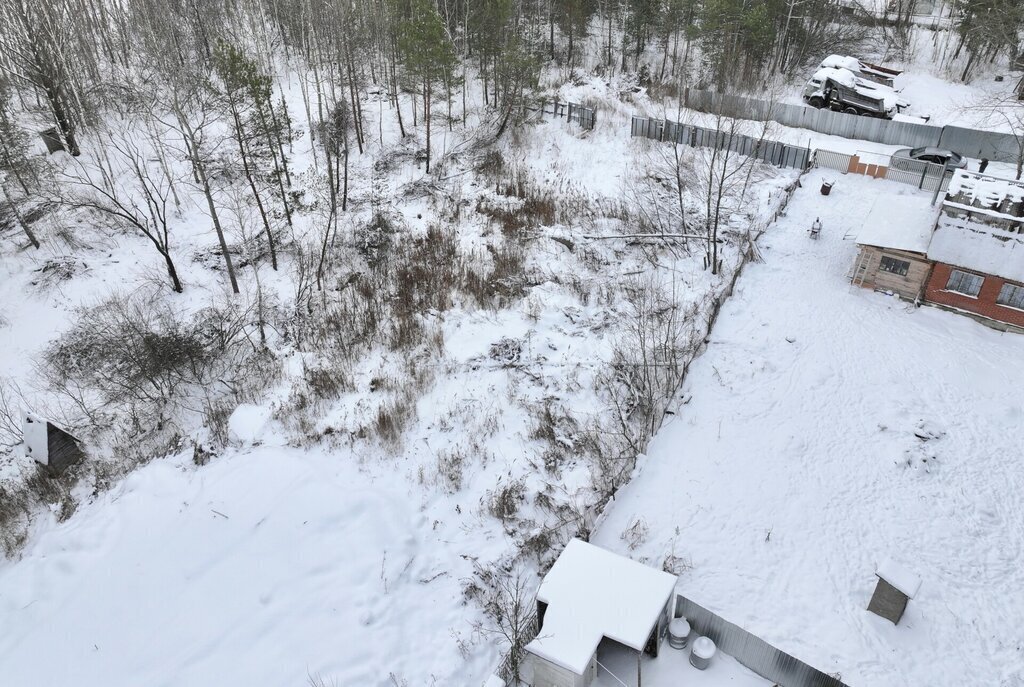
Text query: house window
879 256 911 277
945 269 984 297
997 282 1024 309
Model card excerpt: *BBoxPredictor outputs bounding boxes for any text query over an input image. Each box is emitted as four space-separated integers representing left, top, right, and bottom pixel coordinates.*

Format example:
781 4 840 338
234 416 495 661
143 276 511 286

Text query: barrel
689 636 717 670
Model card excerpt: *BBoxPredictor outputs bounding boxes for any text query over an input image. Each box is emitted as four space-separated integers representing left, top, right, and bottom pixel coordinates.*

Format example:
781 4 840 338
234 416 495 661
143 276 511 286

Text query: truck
802 67 903 118
819 54 903 87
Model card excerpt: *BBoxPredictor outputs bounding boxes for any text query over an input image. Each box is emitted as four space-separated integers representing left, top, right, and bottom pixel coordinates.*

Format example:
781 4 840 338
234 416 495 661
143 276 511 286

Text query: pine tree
398 0 457 173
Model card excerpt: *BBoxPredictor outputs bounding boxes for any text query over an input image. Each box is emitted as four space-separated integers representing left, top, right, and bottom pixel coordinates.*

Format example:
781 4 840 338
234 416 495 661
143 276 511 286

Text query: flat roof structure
526 539 678 675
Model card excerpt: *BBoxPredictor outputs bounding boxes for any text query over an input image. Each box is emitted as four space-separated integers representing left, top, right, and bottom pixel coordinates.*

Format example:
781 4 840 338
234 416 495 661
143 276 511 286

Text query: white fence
680 88 1022 164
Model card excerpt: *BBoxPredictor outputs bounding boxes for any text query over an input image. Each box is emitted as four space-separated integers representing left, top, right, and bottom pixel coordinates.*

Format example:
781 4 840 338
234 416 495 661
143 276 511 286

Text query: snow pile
527 538 677 674
813 67 858 89
821 55 864 73
946 170 1024 214
227 404 273 445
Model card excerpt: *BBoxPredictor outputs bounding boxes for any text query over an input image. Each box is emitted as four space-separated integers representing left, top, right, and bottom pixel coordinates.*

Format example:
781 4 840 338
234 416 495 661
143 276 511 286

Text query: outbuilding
523 539 677 687
22 411 84 474
850 189 940 300
867 558 921 625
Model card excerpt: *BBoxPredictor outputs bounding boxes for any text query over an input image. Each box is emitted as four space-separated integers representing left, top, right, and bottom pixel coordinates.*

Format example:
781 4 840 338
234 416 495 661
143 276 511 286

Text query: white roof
855 188 940 254
927 214 1024 283
876 558 922 599
526 539 678 675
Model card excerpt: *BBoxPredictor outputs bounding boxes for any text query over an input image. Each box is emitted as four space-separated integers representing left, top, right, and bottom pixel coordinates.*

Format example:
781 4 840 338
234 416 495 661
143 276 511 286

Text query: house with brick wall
851 170 1024 332
923 172 1024 331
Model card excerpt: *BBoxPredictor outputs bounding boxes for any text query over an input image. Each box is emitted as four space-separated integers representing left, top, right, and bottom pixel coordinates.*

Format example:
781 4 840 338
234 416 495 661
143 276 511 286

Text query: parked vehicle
802 68 898 118
819 54 902 87
891 147 967 169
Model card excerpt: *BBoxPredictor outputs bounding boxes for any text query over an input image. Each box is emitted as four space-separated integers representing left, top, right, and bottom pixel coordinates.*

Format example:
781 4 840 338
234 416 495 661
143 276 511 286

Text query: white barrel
689 636 716 670
668 618 691 649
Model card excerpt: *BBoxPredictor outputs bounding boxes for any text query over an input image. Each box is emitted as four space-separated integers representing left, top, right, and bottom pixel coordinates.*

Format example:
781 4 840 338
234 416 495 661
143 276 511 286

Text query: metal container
669 618 691 649
689 636 717 670
821 181 834 195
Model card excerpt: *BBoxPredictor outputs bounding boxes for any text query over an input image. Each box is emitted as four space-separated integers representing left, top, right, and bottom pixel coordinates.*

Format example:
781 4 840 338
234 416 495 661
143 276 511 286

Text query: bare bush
435 445 467 493
466 562 537 686
486 478 527 524
41 292 277 448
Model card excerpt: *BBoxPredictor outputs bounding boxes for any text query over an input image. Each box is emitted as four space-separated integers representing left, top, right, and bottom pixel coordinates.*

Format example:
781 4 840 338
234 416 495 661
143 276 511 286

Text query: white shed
524 539 678 687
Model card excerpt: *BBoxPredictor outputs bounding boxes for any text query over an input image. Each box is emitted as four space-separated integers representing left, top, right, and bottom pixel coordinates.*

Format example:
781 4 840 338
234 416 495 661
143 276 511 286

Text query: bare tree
159 75 240 294
60 124 183 292
469 563 537 685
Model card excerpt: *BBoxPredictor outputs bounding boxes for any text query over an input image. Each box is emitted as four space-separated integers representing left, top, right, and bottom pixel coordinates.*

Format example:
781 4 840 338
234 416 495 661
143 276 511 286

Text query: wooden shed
850 192 940 301
22 411 84 474
523 539 677 687
867 558 921 625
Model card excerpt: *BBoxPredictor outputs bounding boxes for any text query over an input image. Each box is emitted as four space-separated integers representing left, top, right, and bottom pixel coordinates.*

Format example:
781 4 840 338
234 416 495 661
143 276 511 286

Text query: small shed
22 411 85 474
850 192 940 300
524 539 678 687
867 558 921 625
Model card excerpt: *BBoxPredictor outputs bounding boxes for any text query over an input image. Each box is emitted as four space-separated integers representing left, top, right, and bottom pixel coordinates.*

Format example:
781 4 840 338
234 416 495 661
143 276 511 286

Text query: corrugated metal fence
680 88 1022 163
676 595 850 687
631 116 811 170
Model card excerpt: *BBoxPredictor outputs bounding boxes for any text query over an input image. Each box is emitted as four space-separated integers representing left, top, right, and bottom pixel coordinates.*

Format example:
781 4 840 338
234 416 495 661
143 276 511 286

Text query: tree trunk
184 127 239 293
425 76 432 173
230 105 278 270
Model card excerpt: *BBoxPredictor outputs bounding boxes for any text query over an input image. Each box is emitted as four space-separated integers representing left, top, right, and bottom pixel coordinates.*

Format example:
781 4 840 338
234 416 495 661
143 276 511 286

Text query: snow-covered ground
592 169 1024 687
596 638 770 687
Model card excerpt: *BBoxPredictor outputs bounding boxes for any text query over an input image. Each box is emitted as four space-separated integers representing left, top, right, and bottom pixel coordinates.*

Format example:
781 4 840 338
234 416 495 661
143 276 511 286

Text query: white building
523 539 678 687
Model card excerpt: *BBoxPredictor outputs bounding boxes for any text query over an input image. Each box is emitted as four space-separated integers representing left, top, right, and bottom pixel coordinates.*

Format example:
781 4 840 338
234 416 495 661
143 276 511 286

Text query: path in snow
592 169 1024 687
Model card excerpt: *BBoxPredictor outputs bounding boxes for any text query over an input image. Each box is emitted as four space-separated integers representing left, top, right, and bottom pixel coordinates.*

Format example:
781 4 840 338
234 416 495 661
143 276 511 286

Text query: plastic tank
669 618 691 649
689 636 717 670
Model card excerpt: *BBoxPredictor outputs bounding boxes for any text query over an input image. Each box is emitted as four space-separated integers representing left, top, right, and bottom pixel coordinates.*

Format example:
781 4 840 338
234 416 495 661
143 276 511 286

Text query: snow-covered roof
876 558 922 599
526 539 678 675
927 171 1024 282
812 67 857 89
927 214 1024 283
945 171 1024 222
855 189 940 254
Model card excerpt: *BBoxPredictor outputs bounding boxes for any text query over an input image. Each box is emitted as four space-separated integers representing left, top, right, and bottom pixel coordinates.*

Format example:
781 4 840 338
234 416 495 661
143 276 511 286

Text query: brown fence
676 595 850 687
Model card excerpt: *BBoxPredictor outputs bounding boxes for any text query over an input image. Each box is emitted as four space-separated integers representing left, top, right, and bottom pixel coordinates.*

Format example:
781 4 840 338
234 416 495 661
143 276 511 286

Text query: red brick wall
925 263 1024 328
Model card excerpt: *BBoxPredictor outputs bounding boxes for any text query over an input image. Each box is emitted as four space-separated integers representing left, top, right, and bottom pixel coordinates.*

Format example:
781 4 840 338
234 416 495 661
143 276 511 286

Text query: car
891 146 967 169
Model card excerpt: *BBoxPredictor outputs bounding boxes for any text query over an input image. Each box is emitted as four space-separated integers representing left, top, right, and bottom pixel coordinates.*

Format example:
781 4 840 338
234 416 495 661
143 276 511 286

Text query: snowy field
593 169 1024 687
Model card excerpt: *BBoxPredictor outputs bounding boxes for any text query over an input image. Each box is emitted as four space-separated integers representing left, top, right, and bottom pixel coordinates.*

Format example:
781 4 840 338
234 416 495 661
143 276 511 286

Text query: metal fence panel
676 595 849 687
630 116 810 170
939 125 1020 162
679 88 1020 163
